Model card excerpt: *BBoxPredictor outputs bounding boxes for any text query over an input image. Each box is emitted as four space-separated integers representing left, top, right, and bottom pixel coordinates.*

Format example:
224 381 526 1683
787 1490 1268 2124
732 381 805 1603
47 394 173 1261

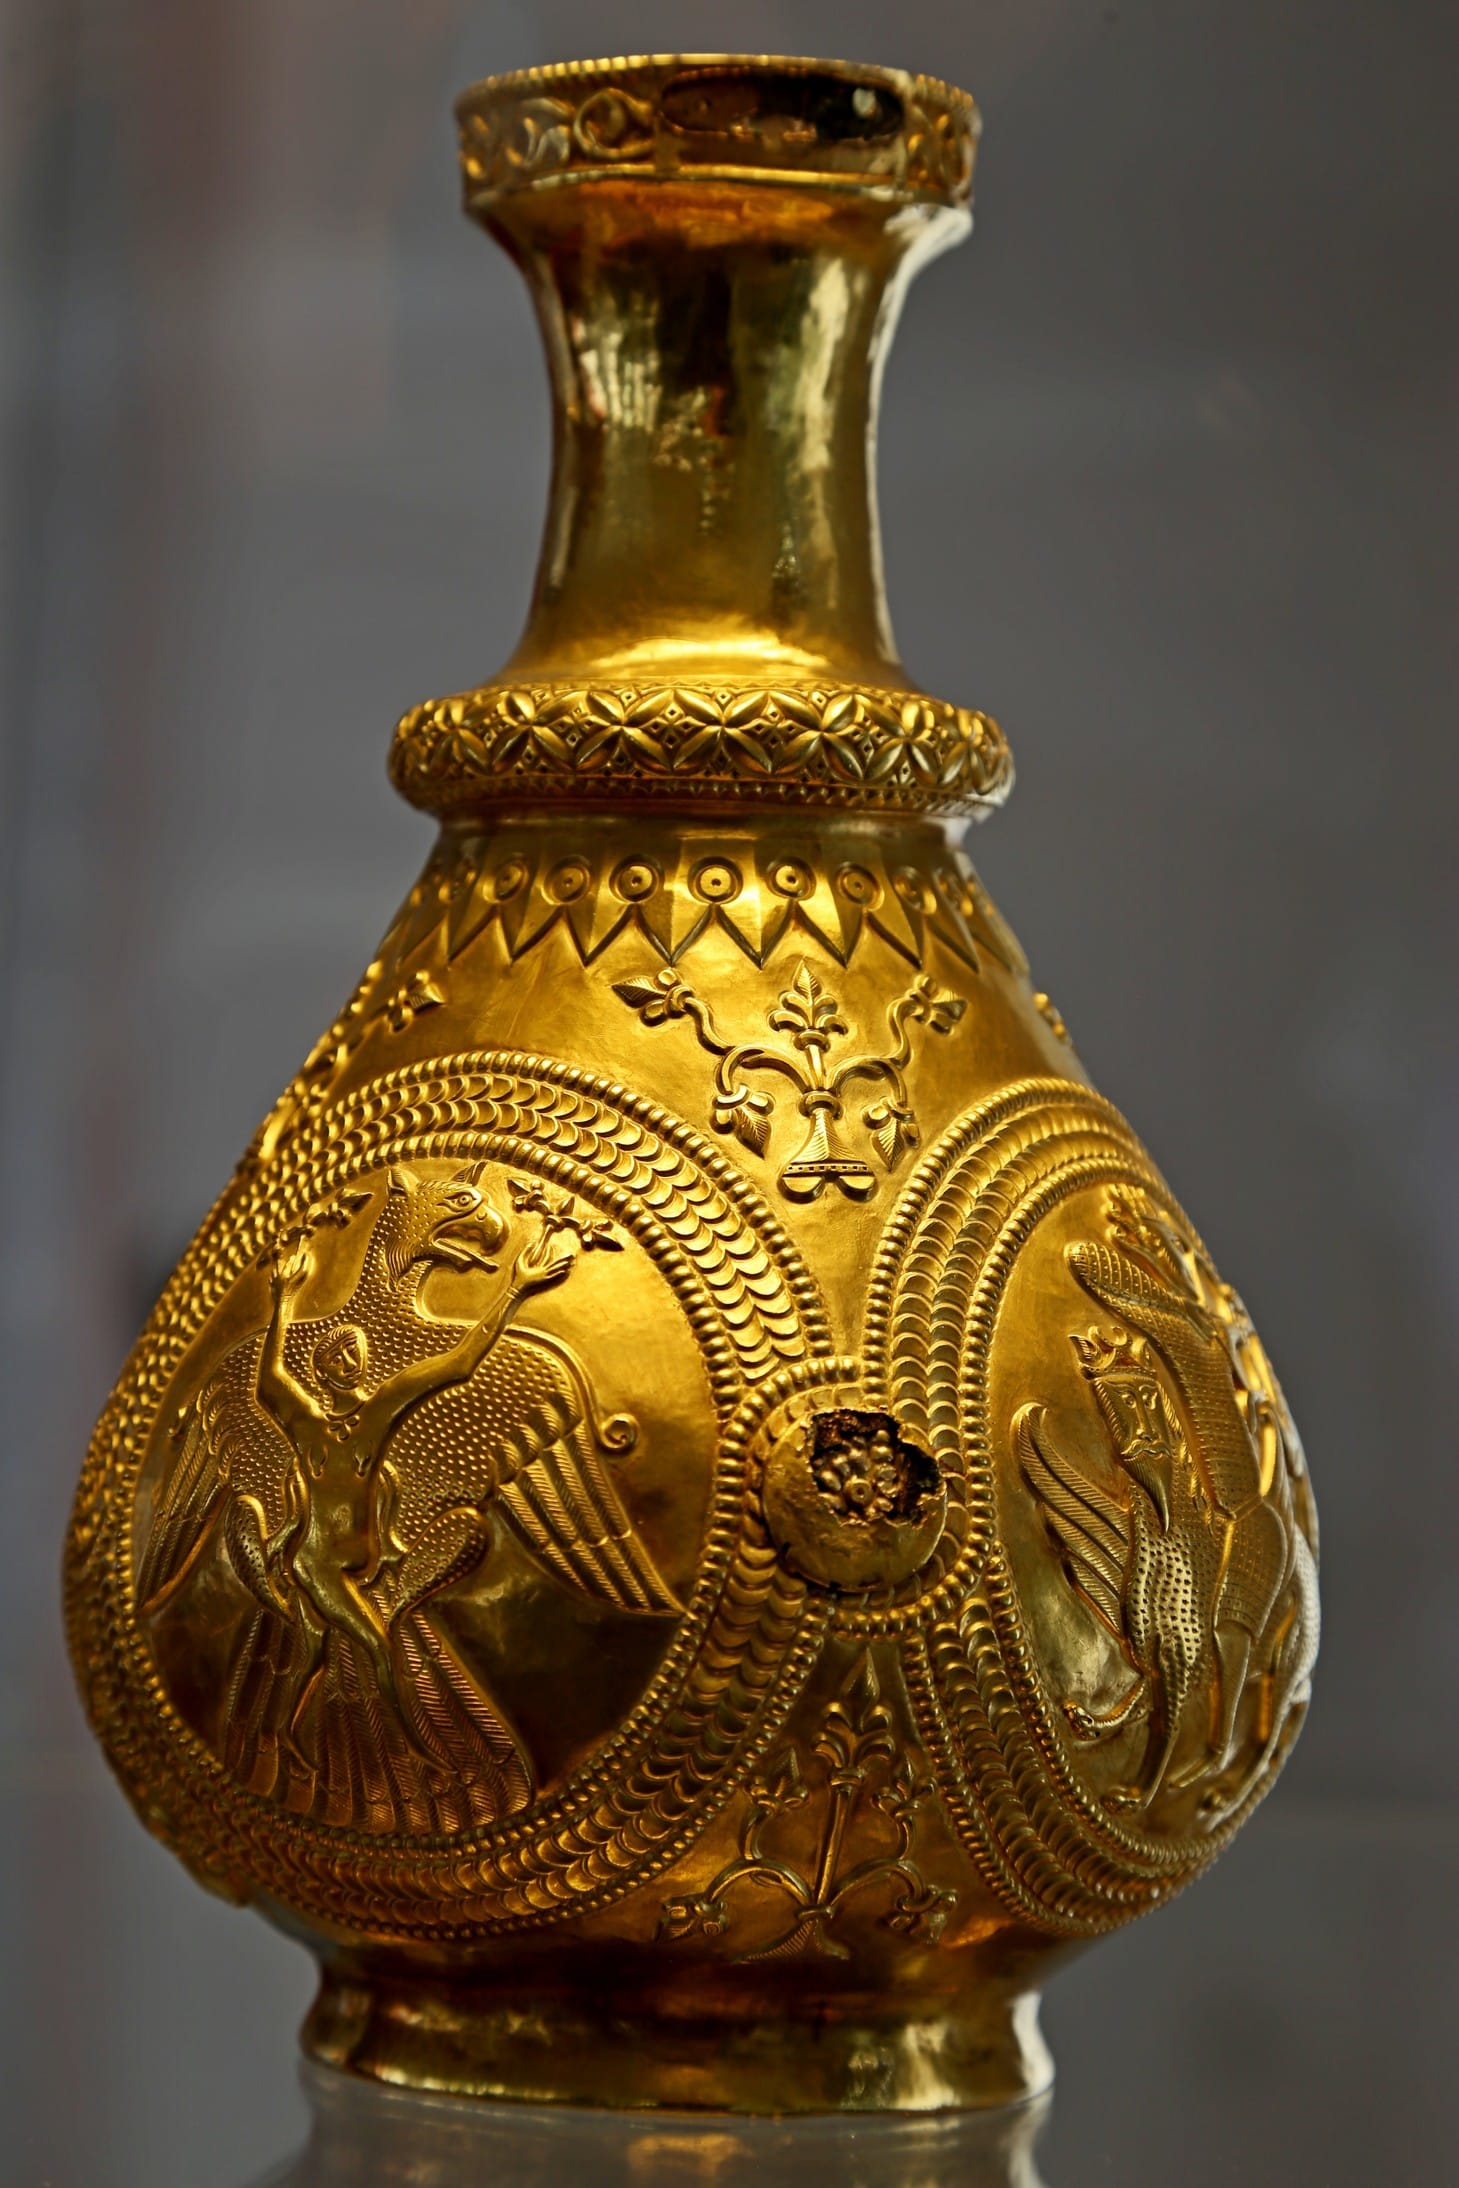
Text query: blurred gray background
2 2 1455 2182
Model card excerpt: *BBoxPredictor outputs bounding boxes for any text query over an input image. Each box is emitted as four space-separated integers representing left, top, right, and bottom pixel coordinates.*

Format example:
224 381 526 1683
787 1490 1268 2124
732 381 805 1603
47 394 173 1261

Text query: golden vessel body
65 56 1318 2114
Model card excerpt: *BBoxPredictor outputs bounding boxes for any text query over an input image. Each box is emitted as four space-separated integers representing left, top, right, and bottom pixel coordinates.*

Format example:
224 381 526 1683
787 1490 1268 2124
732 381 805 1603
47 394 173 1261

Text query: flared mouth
455 53 978 213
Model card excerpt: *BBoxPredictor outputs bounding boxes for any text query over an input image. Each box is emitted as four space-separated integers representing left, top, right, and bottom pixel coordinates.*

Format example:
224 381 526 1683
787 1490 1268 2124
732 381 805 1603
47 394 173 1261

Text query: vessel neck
484 186 966 689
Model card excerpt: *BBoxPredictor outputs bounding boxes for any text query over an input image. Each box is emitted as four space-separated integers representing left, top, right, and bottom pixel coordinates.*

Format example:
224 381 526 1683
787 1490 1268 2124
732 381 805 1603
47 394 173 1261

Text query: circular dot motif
611 858 660 903
893 868 932 911
837 864 880 907
548 859 591 903
767 859 813 900
691 858 742 904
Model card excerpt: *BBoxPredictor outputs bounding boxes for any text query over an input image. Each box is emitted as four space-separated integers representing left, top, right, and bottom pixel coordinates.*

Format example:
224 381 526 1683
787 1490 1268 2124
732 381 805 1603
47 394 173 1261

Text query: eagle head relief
372 1161 509 1294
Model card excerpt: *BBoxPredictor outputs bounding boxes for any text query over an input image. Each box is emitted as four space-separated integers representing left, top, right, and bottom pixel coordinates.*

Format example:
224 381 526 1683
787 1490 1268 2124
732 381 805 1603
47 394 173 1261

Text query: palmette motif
613 957 968 1199
66 51 1315 2114
660 1651 956 1961
391 681 1011 819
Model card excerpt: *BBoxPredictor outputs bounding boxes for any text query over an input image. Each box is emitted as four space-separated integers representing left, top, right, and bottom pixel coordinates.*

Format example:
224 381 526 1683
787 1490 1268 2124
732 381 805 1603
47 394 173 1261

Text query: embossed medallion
860 1081 1317 1934
75 1054 840 1935
1016 1187 1318 1825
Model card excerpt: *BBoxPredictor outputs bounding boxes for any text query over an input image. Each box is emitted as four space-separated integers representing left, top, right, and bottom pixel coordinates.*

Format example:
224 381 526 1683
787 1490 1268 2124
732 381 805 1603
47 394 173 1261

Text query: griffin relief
136 1165 679 1834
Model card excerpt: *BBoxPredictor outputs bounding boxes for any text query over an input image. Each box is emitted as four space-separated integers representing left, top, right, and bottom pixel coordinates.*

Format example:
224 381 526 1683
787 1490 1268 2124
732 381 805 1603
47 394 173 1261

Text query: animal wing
1015 1402 1130 1638
135 1337 295 1615
387 1333 681 1619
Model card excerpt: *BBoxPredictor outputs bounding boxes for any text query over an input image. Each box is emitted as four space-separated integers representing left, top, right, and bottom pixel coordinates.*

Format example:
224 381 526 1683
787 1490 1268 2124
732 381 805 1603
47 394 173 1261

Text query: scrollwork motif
614 958 966 1201
659 1651 954 1960
456 59 977 208
241 834 1028 1179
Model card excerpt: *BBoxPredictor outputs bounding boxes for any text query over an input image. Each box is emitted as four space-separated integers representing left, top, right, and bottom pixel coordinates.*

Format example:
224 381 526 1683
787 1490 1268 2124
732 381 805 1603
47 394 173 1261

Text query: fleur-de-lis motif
767 960 849 1046
505 1176 624 1254
658 1653 954 1961
253 1187 374 1273
614 960 966 1202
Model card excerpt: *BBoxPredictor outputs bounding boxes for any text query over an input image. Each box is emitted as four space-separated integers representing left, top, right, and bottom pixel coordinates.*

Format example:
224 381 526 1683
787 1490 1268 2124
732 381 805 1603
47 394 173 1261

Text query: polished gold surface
64 54 1317 2115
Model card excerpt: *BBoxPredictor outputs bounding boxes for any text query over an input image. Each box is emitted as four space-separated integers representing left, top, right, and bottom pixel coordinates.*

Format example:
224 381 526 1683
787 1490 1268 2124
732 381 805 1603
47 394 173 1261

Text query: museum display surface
64 55 1320 2115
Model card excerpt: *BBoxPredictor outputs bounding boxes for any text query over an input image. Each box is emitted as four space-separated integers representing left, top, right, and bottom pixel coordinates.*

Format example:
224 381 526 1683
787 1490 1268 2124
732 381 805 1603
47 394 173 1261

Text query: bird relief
1014 1188 1318 1830
614 958 966 1201
135 1163 680 1834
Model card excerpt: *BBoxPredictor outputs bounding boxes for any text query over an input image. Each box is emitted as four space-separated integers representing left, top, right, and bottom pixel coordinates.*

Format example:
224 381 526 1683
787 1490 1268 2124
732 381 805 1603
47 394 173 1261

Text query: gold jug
64 55 1319 2116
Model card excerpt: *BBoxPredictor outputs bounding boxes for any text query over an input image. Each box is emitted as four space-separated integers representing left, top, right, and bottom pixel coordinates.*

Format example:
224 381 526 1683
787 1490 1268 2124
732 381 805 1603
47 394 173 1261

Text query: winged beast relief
1015 1188 1318 1826
135 1164 680 1834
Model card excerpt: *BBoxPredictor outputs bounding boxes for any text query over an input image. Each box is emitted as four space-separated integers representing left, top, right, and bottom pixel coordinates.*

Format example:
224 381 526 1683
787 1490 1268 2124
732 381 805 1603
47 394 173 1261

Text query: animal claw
1063 1701 1101 1740
1064 1695 1146 1743
1102 1784 1148 1813
1166 1755 1219 1794
278 1729 317 1780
